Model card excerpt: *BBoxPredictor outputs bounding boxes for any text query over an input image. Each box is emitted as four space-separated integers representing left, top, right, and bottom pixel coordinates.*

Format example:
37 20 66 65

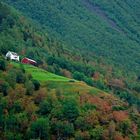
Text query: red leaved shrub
113 111 128 122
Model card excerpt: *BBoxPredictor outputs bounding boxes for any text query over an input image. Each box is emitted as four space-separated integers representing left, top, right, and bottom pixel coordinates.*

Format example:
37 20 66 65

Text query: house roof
9 51 18 56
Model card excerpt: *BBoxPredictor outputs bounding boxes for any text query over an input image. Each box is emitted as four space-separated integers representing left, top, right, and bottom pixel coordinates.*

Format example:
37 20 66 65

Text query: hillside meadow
0 58 140 139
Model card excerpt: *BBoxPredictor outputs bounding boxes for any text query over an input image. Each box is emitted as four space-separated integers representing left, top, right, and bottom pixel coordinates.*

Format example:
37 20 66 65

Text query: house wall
10 55 19 61
6 52 19 61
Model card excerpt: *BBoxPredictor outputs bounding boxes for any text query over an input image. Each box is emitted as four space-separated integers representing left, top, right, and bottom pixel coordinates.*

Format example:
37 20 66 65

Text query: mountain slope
0 2 140 139
12 62 70 82
0 2 96 83
1 1 140 110
12 61 103 94
3 0 140 73
0 58 140 139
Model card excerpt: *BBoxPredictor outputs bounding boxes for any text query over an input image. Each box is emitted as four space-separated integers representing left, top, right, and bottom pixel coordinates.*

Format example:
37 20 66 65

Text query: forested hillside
3 0 140 73
0 1 96 82
1 0 140 112
1 1 140 139
1 1 140 110
0 55 140 139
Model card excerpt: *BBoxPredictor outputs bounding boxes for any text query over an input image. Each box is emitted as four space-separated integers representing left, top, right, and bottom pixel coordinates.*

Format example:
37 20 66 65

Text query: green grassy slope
3 0 140 73
12 62 102 95
13 62 69 82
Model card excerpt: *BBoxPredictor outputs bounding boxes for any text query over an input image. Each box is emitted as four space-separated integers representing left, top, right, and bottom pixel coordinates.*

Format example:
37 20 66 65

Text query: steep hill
12 62 70 82
0 58 140 139
0 2 140 139
12 61 103 94
0 2 96 86
1 1 140 111
3 0 140 73
0 0 140 111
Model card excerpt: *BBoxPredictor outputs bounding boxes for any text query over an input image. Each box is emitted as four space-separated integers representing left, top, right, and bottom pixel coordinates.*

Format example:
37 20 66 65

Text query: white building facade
6 51 20 61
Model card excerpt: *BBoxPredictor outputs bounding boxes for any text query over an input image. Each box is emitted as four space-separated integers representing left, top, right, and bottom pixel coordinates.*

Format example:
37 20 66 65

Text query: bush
75 130 90 140
5 132 22 140
32 79 40 90
90 126 104 140
62 98 79 122
28 118 50 140
73 71 93 86
0 59 6 71
25 81 34 95
52 120 74 139
16 71 26 84
13 101 23 113
0 80 9 96
112 106 127 111
69 79 75 82
6 69 16 88
73 72 85 81
84 77 93 86
38 100 52 115
119 119 131 135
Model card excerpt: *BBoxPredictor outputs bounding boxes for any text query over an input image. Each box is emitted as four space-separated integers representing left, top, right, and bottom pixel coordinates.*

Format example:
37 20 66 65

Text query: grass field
46 81 103 95
12 62 70 82
12 62 106 95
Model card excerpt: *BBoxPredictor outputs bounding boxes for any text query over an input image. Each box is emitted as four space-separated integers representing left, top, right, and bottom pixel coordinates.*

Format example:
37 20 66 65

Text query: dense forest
0 1 140 139
3 0 140 73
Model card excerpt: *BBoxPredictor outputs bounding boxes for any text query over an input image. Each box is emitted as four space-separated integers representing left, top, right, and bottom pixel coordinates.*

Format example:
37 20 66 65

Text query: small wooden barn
21 57 37 66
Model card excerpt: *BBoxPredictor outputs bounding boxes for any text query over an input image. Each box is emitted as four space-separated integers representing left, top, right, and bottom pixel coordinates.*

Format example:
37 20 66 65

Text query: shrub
6 69 16 88
16 71 26 84
90 126 104 140
62 98 79 122
119 119 131 135
73 72 85 81
75 130 90 140
84 77 93 86
25 80 34 95
112 106 127 111
13 101 23 113
52 120 74 139
38 100 52 115
0 59 6 71
32 79 40 90
0 80 9 96
27 118 50 140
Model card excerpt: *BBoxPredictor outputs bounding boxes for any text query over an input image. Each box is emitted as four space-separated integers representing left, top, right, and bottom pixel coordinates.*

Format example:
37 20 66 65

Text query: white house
5 51 20 61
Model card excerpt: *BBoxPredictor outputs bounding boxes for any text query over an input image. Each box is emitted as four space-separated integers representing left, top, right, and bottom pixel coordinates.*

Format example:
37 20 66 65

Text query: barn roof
23 57 37 63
